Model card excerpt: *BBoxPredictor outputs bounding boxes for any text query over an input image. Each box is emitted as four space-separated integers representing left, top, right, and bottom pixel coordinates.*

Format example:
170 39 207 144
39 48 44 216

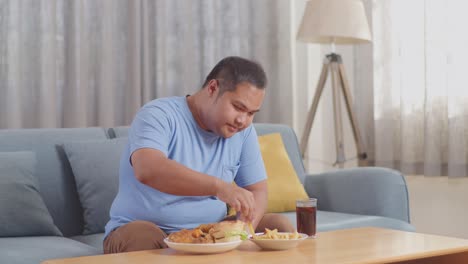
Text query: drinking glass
296 198 317 237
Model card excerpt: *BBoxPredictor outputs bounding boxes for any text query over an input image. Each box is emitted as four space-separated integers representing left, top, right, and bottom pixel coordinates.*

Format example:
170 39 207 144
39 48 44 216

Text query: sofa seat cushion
70 233 104 252
280 211 415 233
0 151 62 237
0 236 101 264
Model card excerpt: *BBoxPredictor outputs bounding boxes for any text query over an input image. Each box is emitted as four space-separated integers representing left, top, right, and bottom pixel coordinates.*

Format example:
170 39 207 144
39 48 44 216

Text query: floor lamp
297 0 372 167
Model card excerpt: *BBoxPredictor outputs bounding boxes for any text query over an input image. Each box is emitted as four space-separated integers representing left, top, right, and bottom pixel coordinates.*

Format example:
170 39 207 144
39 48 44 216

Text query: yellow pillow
259 133 309 213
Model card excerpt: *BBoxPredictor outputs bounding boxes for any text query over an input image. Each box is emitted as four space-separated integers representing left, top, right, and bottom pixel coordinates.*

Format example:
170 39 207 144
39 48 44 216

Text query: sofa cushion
258 133 309 213
0 236 101 264
0 127 109 237
0 151 62 237
254 124 306 182
62 138 127 235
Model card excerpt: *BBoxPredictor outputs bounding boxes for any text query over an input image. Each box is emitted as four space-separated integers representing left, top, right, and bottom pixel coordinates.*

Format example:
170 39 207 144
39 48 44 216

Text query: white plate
163 238 243 254
250 232 308 250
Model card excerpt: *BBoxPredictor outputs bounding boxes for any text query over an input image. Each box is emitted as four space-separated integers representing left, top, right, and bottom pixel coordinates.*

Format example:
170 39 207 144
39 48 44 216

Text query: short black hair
202 56 267 93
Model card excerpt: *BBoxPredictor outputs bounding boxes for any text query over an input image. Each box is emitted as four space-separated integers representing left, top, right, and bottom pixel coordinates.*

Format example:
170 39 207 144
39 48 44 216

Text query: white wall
292 1 468 240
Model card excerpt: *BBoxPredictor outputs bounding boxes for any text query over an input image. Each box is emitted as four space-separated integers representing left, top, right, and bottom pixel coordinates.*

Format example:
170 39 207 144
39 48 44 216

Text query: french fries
248 222 257 239
252 228 300 240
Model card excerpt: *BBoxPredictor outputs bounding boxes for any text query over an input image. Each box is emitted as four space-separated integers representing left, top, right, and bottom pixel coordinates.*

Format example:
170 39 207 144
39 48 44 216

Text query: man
104 56 294 253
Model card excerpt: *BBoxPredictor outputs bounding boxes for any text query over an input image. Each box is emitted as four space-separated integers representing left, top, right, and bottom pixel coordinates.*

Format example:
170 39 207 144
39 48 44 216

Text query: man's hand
237 180 268 229
215 180 255 222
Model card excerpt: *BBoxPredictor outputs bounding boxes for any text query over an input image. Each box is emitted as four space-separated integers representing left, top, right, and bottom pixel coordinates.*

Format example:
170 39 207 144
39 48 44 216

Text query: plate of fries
249 228 308 250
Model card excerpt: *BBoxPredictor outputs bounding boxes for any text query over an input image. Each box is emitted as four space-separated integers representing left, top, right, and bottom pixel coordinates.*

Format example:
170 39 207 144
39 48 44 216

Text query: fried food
253 228 300 240
167 228 214 243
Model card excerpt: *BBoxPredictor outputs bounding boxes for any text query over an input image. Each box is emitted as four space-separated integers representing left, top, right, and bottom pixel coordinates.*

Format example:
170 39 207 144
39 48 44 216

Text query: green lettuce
225 230 249 241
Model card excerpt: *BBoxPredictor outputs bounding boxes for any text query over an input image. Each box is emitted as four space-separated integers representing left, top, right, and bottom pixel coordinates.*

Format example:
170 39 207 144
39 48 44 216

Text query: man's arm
131 148 255 218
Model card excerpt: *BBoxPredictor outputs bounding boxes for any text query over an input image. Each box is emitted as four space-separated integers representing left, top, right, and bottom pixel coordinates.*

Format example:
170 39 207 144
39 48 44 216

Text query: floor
405 175 468 239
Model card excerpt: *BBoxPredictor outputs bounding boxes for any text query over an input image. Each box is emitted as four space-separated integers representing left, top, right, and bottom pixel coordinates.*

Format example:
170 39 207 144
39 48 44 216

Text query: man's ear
205 79 219 97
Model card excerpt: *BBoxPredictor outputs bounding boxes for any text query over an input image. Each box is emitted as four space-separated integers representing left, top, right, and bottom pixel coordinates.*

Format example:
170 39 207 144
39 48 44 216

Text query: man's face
208 82 265 138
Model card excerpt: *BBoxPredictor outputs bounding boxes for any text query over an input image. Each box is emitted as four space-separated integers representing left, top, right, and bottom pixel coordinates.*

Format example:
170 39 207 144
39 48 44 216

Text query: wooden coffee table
42 227 468 264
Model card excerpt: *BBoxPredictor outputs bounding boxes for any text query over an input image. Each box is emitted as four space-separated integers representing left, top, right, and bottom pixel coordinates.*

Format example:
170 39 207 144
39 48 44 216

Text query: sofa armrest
303 167 411 223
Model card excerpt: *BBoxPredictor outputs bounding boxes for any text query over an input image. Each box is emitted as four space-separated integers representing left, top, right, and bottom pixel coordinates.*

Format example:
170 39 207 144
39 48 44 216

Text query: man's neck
186 93 208 131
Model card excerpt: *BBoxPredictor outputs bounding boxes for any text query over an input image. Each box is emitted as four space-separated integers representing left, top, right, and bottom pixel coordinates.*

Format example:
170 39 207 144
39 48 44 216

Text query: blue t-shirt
104 96 267 236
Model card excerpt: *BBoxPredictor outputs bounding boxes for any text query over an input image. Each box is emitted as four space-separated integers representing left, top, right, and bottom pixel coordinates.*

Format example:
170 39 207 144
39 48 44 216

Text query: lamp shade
297 0 372 44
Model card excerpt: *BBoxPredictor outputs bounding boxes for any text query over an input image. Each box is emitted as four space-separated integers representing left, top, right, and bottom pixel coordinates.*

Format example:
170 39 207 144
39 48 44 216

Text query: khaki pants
103 213 294 254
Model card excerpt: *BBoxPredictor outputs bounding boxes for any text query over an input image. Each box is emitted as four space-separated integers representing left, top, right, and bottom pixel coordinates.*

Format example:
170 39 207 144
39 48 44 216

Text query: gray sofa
0 123 414 264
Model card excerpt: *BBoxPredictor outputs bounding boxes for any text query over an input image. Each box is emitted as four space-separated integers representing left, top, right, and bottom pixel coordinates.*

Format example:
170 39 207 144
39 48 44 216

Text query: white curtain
355 0 468 177
0 0 292 129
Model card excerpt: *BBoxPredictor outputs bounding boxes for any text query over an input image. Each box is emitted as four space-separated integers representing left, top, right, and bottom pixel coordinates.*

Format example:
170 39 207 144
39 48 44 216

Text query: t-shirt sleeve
234 126 267 187
128 104 172 157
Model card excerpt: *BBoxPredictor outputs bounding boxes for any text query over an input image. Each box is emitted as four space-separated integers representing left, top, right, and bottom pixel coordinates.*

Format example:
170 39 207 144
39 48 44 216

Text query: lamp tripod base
300 53 367 168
